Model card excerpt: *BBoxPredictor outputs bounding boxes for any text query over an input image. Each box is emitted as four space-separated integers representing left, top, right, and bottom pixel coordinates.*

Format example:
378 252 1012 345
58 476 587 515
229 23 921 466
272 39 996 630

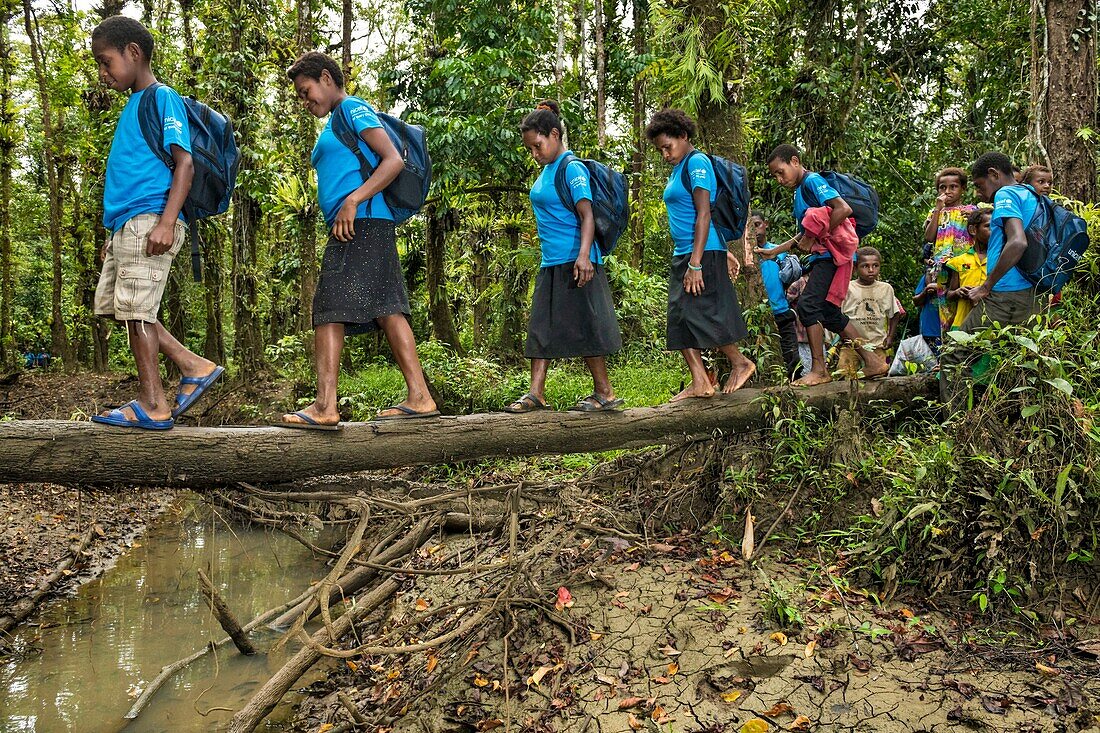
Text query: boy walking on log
89 17 223 430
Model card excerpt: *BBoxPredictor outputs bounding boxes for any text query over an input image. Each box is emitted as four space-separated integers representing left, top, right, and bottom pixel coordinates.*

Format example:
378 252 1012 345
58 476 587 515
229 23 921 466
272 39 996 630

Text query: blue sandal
91 400 174 430
172 365 225 418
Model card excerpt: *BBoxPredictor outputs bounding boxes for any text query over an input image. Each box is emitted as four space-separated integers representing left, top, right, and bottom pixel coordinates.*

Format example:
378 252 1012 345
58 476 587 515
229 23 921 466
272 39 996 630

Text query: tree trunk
594 0 606 147
497 220 528 355
0 11 13 366
296 0 318 334
575 0 587 123
23 0 71 368
0 376 936 488
1041 0 1098 203
424 204 463 352
629 0 647 268
341 0 353 85
469 230 489 349
554 0 565 93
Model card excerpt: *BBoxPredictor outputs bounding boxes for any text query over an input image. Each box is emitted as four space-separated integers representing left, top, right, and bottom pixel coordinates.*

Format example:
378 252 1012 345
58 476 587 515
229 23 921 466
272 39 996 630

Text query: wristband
687 262 703 271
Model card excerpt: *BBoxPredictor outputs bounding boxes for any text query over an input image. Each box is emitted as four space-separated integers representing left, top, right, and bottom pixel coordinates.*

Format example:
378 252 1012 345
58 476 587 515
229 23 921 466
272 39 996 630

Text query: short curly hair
91 15 154 62
644 108 697 141
286 51 344 88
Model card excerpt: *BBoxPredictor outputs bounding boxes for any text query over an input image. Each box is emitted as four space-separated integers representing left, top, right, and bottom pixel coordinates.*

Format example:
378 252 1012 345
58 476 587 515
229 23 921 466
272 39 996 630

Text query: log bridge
0 376 935 488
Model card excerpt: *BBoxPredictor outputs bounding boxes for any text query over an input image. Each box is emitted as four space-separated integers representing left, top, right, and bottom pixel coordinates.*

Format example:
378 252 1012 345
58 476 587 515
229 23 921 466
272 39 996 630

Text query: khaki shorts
94 213 186 323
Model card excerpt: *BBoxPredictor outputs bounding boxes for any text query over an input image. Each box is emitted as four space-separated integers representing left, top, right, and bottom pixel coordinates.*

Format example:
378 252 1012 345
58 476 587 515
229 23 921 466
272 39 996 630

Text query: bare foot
282 402 341 426
792 370 832 388
670 382 716 402
723 361 757 394
860 354 889 379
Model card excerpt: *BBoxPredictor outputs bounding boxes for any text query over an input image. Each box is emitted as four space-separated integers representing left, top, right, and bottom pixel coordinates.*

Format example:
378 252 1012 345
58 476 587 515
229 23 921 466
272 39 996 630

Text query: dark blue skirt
666 250 748 350
525 263 622 359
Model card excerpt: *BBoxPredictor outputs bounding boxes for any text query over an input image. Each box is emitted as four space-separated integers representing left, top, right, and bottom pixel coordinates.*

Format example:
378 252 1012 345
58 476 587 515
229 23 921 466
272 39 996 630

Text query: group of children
84 14 1046 430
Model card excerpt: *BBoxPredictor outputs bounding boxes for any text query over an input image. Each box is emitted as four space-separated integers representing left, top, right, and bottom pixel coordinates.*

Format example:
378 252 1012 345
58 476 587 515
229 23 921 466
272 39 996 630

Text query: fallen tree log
0 376 935 488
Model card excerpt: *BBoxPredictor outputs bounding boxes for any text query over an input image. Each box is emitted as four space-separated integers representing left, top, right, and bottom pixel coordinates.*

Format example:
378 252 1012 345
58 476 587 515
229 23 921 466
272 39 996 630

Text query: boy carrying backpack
90 16 225 430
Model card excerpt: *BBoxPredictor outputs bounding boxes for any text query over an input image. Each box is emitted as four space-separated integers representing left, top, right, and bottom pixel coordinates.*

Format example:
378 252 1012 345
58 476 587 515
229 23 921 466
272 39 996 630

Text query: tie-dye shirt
924 204 977 331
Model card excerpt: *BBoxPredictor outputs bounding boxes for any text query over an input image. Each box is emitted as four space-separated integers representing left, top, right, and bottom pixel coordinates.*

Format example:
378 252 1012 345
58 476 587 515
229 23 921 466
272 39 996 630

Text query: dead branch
198 569 256 656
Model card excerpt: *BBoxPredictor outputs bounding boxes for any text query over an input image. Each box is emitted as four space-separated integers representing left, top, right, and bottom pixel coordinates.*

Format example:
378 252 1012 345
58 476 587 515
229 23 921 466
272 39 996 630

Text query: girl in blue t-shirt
503 100 623 413
645 109 755 400
280 52 437 428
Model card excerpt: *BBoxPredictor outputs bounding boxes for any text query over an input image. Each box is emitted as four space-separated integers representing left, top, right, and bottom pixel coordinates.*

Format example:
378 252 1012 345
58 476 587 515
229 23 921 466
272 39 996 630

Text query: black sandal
568 393 625 412
503 392 549 414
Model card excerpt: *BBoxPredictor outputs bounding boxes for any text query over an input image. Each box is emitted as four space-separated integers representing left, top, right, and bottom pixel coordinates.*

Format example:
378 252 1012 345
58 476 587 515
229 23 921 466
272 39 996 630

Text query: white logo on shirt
163 115 184 135
690 168 708 183
569 173 588 190
350 105 371 121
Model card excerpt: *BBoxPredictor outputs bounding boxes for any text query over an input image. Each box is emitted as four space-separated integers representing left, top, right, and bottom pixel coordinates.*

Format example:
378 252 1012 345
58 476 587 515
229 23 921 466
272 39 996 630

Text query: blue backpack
681 150 750 243
330 100 432 225
554 154 629 256
1018 191 1090 294
138 82 240 282
800 171 880 239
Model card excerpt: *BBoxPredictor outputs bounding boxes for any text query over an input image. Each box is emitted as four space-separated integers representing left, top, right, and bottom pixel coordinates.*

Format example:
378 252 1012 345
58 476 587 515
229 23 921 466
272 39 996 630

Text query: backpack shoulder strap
798 171 819 207
679 149 705 192
553 153 580 215
330 98 377 180
137 82 174 169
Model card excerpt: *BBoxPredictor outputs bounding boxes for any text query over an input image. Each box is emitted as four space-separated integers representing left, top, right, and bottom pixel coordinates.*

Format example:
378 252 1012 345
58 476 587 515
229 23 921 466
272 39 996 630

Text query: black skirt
313 218 410 336
525 263 622 359
666 249 749 351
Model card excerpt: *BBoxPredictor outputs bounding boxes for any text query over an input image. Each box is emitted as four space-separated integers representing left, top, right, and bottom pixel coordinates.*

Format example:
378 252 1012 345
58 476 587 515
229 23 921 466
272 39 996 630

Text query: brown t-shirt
842 280 898 349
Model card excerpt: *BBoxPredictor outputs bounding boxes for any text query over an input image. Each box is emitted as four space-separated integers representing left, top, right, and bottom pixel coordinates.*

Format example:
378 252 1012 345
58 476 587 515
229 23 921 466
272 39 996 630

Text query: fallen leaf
740 720 769 733
590 632 604 642
770 632 788 646
652 676 671 684
476 719 505 732
317 725 335 733
1074 639 1100 657
804 641 817 658
668 662 679 676
763 702 794 717
463 648 480 665
899 608 914 619
555 586 574 612
595 673 617 686
981 695 1011 715
626 562 641 572
346 660 358 672
617 697 646 711
788 715 812 731
795 675 825 693
1036 661 1061 677
945 678 979 699
93 524 106 537
660 644 681 657
414 598 430 612
473 675 490 687
721 690 742 703
742 510 756 560
426 654 438 674
870 497 883 517
527 665 558 687
848 654 871 673
627 713 644 731
386 667 401 680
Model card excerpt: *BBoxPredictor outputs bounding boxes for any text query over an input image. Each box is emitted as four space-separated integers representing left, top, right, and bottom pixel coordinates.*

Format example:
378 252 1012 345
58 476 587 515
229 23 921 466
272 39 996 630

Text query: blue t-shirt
914 275 941 338
759 241 790 315
793 172 840 232
311 96 393 227
663 152 723 256
529 151 599 268
103 85 191 233
988 184 1038 292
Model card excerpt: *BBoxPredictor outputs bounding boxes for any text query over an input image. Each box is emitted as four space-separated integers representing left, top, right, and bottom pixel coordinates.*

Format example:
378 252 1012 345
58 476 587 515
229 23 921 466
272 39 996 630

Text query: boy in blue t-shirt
90 16 223 430
749 211 801 379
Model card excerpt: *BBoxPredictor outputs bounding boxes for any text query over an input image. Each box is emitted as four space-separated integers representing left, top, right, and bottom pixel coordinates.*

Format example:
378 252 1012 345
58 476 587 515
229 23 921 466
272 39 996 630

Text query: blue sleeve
991 188 1023 224
565 161 592 204
687 155 716 194
914 275 927 295
158 88 191 155
344 98 383 136
805 172 839 203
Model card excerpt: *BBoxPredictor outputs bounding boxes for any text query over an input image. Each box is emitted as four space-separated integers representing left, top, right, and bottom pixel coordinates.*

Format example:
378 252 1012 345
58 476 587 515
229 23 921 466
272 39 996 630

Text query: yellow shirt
945 249 988 329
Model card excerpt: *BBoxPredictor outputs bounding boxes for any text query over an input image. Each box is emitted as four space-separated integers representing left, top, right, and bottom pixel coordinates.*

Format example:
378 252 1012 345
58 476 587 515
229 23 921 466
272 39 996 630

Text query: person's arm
756 238 794 259
913 277 937 307
924 199 946 243
147 144 194 256
970 217 1027 303
945 269 962 301
886 312 900 350
333 126 404 243
573 199 596 287
822 195 853 232
684 185 710 295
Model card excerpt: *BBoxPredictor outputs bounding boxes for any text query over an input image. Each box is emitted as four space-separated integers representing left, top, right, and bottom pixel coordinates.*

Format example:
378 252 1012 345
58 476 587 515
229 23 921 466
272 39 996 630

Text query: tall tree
629 0 647 267
0 1 14 365
295 0 318 333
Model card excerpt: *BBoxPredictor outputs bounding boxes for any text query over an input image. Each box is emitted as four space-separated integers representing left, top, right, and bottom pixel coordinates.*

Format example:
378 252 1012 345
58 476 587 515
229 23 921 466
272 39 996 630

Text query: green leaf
1054 465 1071 506
1044 378 1073 396
946 330 978 344
1021 405 1041 418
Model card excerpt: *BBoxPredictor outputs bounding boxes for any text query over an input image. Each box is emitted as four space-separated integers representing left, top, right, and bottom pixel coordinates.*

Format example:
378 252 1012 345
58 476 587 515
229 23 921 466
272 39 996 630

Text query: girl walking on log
645 109 755 400
504 100 624 413
281 52 437 428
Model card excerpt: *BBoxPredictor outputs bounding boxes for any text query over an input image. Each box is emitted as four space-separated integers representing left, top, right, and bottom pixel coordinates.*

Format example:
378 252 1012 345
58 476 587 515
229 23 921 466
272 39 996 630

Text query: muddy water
0 495 335 732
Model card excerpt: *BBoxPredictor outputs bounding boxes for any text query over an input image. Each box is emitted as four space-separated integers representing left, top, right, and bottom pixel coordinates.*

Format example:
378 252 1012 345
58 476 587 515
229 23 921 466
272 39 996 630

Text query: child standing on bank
922 167 977 333
760 144 888 386
842 247 900 357
90 16 223 430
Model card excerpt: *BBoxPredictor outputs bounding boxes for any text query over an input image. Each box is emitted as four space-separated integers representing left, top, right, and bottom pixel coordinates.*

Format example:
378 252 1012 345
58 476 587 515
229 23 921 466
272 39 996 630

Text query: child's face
522 129 563 167
1029 172 1053 196
936 175 964 206
856 255 880 285
92 40 142 92
749 215 767 241
293 70 341 119
650 133 692 166
768 157 803 189
969 215 991 247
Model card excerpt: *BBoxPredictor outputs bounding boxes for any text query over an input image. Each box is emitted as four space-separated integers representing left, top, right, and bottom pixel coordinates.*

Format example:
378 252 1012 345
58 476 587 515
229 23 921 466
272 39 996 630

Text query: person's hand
754 246 780 260
968 284 991 305
726 252 741 281
332 199 359 242
683 265 704 296
573 255 594 287
935 193 948 211
924 282 938 296
146 220 176 256
796 235 815 253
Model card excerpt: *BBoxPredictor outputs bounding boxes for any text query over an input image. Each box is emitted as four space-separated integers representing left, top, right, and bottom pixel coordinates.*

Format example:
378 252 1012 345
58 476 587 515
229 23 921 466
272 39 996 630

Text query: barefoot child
760 145 888 386
503 101 623 413
646 109 756 400
90 16 223 430
750 211 802 380
922 167 977 333
281 52 436 428
842 247 900 358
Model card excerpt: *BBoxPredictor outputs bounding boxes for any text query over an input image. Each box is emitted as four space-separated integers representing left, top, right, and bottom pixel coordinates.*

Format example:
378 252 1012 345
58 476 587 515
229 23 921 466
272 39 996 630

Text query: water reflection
0 494 333 732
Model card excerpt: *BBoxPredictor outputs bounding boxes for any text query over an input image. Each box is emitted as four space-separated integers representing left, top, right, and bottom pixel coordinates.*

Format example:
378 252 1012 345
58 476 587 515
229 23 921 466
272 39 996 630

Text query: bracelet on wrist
687 262 703 271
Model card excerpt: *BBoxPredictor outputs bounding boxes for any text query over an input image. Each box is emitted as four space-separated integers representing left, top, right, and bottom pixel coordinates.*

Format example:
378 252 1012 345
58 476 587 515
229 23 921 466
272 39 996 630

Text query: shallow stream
0 494 334 732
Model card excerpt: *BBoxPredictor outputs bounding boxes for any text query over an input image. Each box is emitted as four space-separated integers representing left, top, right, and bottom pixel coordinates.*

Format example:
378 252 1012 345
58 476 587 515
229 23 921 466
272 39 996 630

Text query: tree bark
424 204 463 351
0 10 13 366
23 0 71 368
629 0 647 267
595 0 606 147
1041 0 1098 203
295 0 318 334
198 569 257 656
341 0 353 84
0 376 936 488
